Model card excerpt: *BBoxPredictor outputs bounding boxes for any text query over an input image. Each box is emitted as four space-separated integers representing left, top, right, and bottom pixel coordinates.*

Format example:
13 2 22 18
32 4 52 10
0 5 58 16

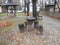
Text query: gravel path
0 15 60 45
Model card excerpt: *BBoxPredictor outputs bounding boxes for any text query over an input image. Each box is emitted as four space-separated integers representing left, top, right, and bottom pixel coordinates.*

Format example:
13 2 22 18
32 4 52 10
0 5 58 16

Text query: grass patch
40 11 60 19
0 13 7 17
0 12 32 17
16 12 25 16
0 18 26 45
0 13 26 45
0 18 26 34
0 12 25 17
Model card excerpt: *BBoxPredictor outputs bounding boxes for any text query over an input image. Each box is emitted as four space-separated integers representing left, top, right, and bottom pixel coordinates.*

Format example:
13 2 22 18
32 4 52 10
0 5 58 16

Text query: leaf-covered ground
0 15 60 45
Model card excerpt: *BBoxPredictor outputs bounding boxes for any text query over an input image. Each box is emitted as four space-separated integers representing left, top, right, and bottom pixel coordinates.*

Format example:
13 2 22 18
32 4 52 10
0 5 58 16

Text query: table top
26 16 35 21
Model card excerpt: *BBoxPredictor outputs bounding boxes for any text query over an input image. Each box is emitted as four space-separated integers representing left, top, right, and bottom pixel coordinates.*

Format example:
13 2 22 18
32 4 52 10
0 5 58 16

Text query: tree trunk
27 0 29 16
54 0 56 12
58 0 60 12
14 6 16 17
24 0 26 14
32 0 37 21
59 8 60 12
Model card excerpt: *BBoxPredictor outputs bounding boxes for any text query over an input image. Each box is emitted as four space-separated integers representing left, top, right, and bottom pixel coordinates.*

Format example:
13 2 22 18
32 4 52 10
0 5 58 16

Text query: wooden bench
37 11 42 20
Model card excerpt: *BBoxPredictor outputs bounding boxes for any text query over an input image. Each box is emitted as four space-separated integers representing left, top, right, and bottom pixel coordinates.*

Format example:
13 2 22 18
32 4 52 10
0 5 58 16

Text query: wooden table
26 16 35 30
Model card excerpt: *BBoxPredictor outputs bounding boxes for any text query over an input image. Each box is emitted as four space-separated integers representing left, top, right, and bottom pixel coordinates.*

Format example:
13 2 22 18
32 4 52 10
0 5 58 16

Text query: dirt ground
0 14 60 45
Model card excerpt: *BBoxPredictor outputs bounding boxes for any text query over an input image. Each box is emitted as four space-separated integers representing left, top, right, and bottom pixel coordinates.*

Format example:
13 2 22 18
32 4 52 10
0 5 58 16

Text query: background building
0 0 2 12
0 0 22 13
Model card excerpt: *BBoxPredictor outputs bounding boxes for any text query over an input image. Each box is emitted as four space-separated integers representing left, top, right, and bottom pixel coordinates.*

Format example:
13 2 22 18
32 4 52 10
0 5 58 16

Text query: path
42 14 60 30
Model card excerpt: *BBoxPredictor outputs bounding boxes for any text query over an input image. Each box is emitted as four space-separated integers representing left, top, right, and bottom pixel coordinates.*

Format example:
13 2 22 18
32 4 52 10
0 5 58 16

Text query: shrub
0 21 13 29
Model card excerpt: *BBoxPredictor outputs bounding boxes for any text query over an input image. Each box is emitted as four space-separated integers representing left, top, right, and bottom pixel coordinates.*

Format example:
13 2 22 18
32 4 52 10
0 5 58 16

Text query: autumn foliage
0 21 13 29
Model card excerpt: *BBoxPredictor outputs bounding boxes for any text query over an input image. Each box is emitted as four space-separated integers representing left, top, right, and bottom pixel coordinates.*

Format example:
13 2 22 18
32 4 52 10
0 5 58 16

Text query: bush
0 21 13 29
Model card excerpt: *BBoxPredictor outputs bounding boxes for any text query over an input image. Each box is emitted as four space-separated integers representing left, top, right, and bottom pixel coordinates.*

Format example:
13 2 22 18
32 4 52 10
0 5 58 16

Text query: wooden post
6 6 8 16
14 6 16 17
